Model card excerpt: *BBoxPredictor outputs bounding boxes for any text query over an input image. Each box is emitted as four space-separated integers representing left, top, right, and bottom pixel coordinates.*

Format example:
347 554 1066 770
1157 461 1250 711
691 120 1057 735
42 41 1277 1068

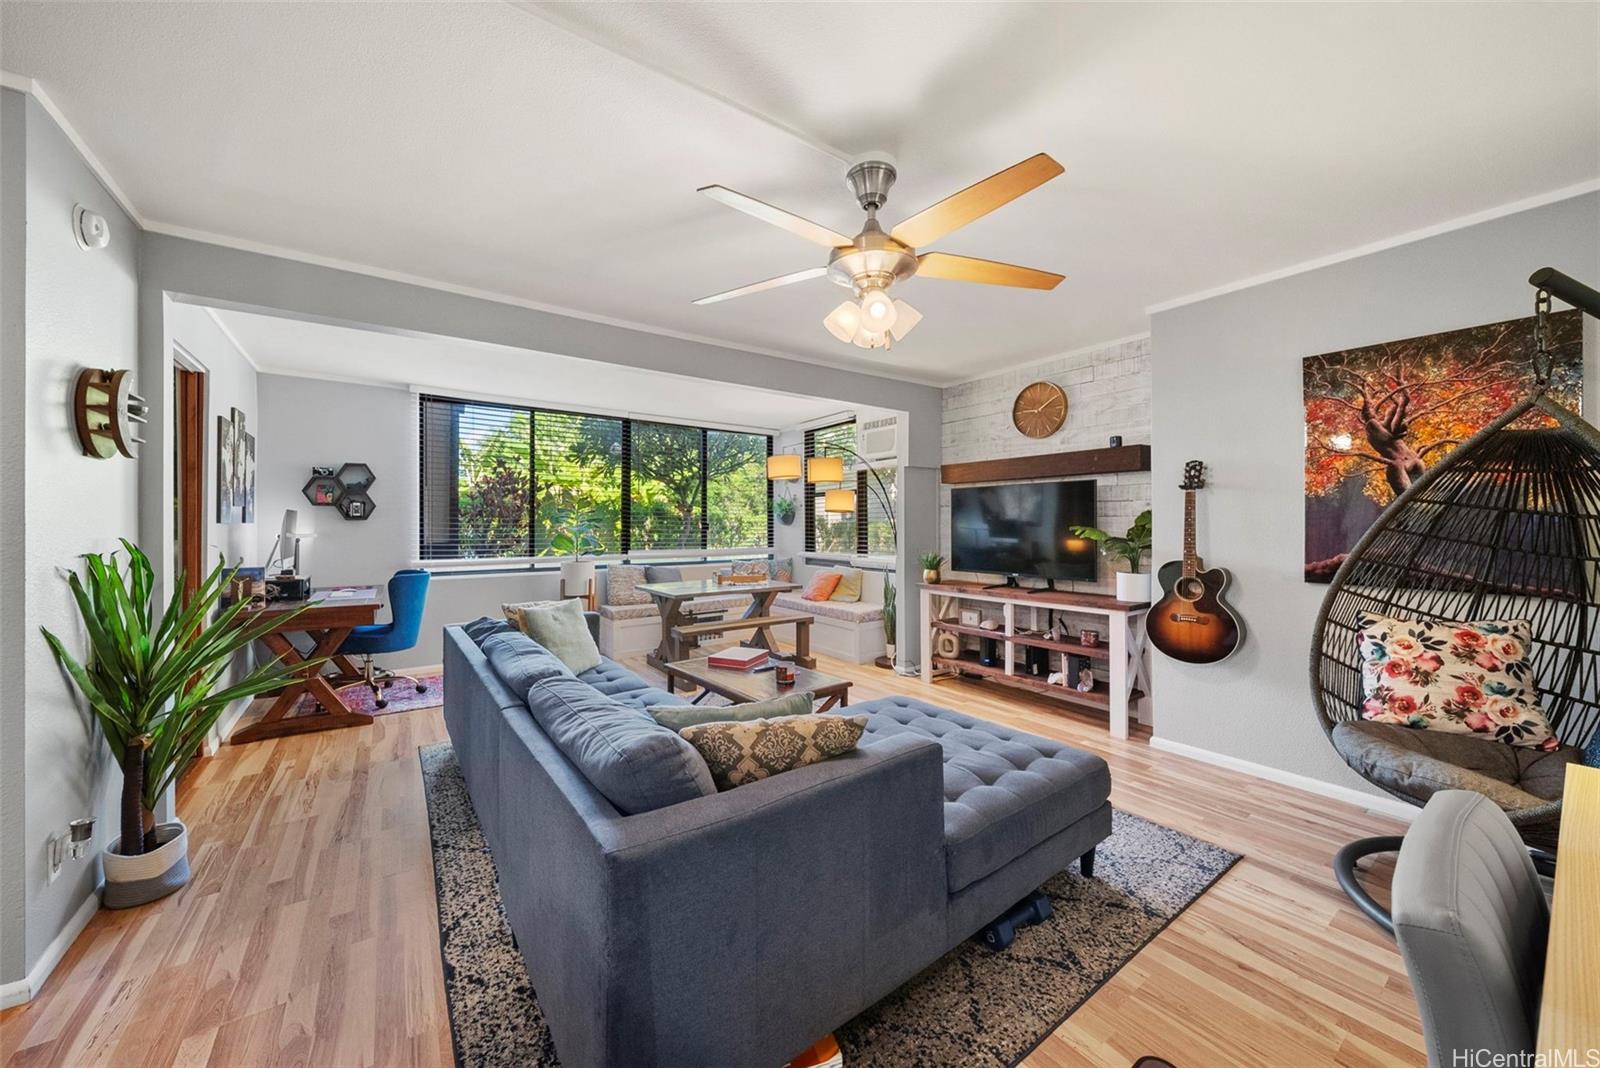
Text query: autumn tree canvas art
1303 310 1581 582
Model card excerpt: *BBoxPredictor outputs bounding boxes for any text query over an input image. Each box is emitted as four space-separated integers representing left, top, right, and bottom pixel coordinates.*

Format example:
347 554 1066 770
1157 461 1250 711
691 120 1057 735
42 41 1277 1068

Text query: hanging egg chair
1309 268 1600 931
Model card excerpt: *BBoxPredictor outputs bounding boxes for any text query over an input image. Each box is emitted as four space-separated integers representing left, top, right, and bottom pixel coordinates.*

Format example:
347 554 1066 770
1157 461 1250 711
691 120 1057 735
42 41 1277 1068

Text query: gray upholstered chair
1391 791 1549 1068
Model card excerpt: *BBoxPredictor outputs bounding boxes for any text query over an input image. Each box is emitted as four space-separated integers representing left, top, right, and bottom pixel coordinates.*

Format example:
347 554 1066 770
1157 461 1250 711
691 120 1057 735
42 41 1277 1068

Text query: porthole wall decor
73 368 148 459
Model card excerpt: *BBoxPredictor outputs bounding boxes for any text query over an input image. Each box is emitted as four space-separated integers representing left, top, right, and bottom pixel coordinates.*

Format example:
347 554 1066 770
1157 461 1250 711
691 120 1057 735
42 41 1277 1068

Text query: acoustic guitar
1147 460 1243 664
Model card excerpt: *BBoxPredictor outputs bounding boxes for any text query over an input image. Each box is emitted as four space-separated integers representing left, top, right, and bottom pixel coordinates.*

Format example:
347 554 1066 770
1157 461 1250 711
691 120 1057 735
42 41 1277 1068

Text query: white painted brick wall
940 337 1152 594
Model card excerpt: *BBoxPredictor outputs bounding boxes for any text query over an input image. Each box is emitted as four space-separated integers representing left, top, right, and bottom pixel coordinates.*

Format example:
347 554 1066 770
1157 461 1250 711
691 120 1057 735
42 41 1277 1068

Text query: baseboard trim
1147 736 1418 823
0 886 101 1008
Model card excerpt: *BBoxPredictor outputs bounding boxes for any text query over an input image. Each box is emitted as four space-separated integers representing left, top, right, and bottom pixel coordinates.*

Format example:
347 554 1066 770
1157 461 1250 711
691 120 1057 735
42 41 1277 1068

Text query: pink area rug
295 673 443 716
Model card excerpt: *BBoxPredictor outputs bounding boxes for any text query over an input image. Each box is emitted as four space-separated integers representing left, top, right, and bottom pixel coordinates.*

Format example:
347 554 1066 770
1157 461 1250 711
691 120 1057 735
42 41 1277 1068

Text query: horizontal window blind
863 465 897 556
419 396 531 560
629 419 703 551
420 393 771 563
805 420 856 555
533 410 624 555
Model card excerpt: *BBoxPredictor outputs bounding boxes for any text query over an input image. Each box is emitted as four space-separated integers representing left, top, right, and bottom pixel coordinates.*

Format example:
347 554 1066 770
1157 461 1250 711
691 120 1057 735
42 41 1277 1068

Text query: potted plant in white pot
41 541 301 908
1070 509 1153 602
555 518 603 604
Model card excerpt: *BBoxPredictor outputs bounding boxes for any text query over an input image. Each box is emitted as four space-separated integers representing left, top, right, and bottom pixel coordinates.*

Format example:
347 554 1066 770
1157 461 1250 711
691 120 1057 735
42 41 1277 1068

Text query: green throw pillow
511 598 602 674
649 690 814 732
828 567 863 602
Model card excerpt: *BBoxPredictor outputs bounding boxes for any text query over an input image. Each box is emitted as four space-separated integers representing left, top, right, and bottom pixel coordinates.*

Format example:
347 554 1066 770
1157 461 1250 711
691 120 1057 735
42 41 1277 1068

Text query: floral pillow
1357 614 1555 749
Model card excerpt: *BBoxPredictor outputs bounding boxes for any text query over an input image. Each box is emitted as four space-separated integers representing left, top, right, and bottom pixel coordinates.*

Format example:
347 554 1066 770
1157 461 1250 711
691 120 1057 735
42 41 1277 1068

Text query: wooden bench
672 612 816 668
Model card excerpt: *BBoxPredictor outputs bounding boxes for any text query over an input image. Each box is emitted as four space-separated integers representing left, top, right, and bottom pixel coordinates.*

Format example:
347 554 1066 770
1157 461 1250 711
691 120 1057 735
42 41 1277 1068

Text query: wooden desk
1538 763 1600 1058
637 578 802 672
230 587 382 745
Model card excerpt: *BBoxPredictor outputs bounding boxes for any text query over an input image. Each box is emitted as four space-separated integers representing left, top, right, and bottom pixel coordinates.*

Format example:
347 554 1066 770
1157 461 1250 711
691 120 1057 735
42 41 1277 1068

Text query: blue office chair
338 569 431 709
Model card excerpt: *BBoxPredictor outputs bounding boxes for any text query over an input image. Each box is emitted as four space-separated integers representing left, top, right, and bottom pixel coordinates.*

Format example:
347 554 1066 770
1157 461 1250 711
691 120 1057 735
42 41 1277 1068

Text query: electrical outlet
46 833 66 883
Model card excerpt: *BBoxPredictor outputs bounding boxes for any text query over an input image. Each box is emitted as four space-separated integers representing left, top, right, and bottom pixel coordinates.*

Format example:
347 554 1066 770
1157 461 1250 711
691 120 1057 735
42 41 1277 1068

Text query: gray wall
1149 192 1600 794
2 89 142 985
0 84 28 991
137 238 944 667
254 374 569 667
165 302 260 745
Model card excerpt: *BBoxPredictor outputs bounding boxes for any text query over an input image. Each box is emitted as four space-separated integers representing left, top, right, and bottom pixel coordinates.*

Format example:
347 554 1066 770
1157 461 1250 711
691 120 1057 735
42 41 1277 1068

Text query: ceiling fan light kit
695 152 1065 349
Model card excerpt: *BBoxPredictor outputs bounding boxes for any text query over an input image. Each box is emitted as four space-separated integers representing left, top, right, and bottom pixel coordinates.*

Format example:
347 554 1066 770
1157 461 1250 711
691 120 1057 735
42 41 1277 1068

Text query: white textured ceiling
5 2 1597 384
206 307 861 431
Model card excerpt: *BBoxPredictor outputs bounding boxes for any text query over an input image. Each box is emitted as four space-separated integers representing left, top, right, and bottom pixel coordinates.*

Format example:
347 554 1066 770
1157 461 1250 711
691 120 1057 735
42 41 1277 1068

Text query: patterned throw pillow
801 571 841 601
731 559 769 578
1358 614 1555 749
678 714 867 790
768 556 794 583
605 565 650 606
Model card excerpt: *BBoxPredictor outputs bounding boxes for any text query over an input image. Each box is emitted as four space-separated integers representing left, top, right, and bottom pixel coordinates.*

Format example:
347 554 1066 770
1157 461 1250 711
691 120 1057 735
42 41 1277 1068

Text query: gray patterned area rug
420 743 1239 1068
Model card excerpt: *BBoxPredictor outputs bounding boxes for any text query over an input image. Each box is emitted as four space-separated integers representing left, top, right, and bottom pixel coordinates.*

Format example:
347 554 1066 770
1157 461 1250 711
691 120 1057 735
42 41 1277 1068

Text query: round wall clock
1012 381 1068 438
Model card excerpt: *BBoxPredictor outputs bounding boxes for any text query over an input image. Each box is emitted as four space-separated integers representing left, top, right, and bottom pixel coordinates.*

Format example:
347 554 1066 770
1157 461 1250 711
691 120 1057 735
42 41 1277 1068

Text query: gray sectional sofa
442 620 1112 1068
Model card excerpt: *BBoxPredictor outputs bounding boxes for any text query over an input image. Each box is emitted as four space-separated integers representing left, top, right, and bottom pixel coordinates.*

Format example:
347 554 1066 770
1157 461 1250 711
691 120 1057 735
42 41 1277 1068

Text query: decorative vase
560 558 597 600
102 820 189 909
923 569 940 584
1116 571 1151 603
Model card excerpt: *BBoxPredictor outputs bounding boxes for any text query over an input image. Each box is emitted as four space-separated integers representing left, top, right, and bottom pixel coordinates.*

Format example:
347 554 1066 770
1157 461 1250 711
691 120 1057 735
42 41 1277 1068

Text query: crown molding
0 70 146 225
1145 179 1600 316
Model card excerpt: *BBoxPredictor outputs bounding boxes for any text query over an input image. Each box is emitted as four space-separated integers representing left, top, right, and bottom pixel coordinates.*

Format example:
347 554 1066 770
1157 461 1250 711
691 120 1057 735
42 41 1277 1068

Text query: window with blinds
803 418 897 558
419 394 771 563
805 420 857 555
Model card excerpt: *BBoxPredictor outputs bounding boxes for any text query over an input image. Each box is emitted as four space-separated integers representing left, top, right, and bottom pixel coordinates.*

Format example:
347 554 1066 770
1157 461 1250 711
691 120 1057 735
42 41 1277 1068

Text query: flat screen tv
951 480 1097 585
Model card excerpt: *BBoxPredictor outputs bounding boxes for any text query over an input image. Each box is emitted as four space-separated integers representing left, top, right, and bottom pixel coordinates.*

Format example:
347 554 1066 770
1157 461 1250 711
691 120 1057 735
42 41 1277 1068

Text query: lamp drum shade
767 454 803 480
808 455 846 483
824 489 858 514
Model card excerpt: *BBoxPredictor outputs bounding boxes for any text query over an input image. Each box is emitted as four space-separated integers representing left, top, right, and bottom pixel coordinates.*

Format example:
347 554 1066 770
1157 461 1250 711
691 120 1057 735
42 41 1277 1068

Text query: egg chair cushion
1357 615 1555 749
1331 720 1583 812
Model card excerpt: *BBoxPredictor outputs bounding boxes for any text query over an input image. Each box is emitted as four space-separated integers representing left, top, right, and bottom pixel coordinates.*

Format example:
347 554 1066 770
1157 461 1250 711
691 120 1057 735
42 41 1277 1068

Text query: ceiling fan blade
915 252 1064 290
699 185 856 250
890 153 1064 249
692 266 828 306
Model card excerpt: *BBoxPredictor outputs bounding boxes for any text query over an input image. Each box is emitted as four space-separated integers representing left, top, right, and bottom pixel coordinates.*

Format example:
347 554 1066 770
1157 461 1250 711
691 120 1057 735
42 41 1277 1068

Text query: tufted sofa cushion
773 593 883 623
846 696 1111 892
577 656 678 711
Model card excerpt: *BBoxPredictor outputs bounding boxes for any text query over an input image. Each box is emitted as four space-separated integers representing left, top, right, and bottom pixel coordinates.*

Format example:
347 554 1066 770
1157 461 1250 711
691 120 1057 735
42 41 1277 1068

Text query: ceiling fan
693 153 1065 350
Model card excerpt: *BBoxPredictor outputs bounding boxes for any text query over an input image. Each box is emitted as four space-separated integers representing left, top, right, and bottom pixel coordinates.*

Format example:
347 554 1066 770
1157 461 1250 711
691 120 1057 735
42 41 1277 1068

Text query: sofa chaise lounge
442 621 1112 1068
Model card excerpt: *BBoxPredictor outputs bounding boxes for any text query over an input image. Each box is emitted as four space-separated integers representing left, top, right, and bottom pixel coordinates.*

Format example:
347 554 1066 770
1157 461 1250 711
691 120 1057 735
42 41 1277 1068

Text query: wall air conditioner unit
858 416 898 461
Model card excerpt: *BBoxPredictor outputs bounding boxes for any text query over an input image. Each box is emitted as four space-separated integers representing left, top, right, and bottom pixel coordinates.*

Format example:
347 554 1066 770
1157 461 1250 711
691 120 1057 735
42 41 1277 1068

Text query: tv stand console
919 582 1150 740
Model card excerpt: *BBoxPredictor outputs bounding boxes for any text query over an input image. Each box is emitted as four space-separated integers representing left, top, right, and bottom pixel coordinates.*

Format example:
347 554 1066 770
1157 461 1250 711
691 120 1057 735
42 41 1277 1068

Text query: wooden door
175 367 205 601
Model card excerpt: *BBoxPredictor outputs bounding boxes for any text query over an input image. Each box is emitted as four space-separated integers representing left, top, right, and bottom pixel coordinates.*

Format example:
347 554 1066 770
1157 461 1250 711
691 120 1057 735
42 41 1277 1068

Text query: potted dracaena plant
1070 509 1153 602
41 541 304 908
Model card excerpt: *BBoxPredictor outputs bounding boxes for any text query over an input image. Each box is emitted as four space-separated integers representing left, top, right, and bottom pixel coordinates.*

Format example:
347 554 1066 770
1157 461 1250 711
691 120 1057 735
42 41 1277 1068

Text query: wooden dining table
230 586 383 744
1537 762 1600 1059
636 578 801 672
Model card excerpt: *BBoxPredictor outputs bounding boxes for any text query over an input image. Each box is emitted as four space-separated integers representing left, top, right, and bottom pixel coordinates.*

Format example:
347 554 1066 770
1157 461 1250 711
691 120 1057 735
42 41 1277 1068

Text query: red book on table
707 647 768 671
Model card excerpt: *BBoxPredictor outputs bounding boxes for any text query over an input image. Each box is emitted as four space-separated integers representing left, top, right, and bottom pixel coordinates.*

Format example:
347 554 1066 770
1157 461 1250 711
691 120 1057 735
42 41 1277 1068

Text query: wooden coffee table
663 658 852 712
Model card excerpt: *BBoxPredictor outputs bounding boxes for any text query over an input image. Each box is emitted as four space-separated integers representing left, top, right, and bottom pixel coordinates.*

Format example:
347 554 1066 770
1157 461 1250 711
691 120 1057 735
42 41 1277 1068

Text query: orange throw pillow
801 572 841 601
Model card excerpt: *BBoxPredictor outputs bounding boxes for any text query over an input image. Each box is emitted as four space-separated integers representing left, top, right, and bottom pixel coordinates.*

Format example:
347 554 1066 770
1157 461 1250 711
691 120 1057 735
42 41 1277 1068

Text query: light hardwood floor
0 651 1420 1068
